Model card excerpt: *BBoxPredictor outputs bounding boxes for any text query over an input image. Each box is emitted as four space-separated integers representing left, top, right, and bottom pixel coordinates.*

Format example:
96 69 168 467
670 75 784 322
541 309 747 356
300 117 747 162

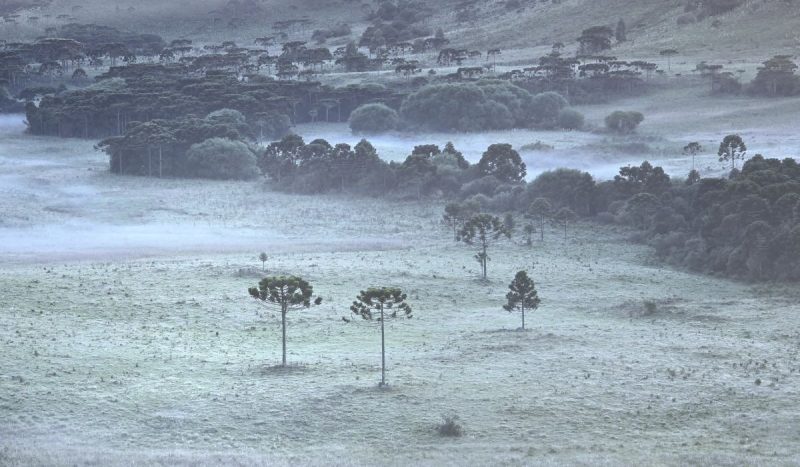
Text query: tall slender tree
503 271 541 330
458 214 510 279
248 275 323 366
718 134 747 171
350 287 413 386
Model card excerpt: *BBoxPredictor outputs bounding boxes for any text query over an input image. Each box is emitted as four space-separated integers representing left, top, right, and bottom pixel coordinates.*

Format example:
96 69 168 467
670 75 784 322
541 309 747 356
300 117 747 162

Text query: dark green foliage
718 134 747 170
750 56 799 97
527 169 597 216
615 19 627 42
442 200 480 241
477 144 526 183
437 415 464 437
350 287 412 386
185 138 258 180
578 26 614 54
557 108 584 130
458 214 511 279
503 271 540 330
530 92 568 127
248 275 323 366
605 110 645 134
613 161 672 198
400 83 514 132
348 103 400 134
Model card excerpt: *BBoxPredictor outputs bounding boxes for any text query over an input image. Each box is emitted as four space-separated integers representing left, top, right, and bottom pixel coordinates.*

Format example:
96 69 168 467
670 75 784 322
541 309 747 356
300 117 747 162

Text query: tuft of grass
437 414 464 437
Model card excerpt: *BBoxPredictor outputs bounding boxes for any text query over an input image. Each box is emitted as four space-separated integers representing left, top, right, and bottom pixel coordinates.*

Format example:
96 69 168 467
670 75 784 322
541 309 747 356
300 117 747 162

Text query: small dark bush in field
437 415 464 437
643 300 658 315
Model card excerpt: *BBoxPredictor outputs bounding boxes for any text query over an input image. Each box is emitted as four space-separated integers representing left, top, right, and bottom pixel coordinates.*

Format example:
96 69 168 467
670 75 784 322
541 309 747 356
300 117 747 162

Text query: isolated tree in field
503 271 540 330
523 223 535 246
527 198 553 241
477 144 526 183
458 214 511 279
350 287 413 386
683 141 702 170
718 134 746 170
248 276 323 366
442 200 479 241
659 49 679 71
258 252 268 271
552 207 577 240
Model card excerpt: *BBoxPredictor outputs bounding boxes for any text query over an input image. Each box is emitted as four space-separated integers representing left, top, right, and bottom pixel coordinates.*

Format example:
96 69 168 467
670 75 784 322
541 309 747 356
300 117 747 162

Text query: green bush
605 110 644 134
186 138 258 180
557 108 585 130
400 83 514 132
349 103 400 134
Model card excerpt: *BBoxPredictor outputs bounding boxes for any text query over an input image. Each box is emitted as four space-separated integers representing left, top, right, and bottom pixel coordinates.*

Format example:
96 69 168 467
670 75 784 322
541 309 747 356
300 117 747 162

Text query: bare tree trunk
281 305 287 366
158 146 163 178
380 304 386 386
521 305 525 330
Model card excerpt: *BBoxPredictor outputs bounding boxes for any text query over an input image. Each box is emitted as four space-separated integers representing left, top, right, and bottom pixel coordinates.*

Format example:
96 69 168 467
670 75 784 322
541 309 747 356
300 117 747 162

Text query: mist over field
2 0 800 465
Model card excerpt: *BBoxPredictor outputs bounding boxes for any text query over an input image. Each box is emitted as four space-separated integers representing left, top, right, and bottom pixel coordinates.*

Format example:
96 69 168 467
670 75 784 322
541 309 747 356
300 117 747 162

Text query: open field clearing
2 110 800 465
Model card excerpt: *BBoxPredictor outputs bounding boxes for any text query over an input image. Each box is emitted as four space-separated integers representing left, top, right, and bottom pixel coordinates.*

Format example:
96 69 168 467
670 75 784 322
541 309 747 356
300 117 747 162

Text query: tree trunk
380 303 386 386
281 303 287 366
482 242 488 279
158 146 163 178
540 216 545 241
148 147 152 176
521 305 525 330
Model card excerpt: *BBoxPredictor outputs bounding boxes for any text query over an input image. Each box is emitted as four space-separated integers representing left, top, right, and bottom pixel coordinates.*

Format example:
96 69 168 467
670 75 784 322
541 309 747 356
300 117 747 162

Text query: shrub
186 138 258 180
605 110 644 134
676 13 697 25
349 103 400 134
557 108 585 130
400 83 515 132
437 415 464 437
530 91 568 126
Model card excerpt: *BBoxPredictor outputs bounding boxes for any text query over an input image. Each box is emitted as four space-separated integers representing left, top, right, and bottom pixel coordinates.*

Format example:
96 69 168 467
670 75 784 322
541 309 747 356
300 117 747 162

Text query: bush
437 415 464 437
676 13 697 25
530 91 568 126
349 103 400 134
557 108 585 130
186 138 258 180
400 83 515 132
605 110 644 134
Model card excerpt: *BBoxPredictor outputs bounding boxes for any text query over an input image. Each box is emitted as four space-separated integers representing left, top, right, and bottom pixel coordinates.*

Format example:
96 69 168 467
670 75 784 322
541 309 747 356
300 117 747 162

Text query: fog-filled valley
2 0 800 465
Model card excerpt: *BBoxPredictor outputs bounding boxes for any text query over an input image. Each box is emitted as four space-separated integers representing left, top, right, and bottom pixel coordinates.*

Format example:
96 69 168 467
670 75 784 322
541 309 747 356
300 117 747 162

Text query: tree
605 110 644 134
659 49 679 72
717 134 746 170
683 142 702 171
350 287 413 386
615 19 627 42
552 207 577 240
442 200 478 241
557 108 584 130
577 26 614 54
503 271 541 330
477 144 526 183
458 214 511 279
259 252 268 271
348 103 399 134
523 223 536 247
527 198 552 241
750 55 798 96
186 138 258 180
248 276 323 366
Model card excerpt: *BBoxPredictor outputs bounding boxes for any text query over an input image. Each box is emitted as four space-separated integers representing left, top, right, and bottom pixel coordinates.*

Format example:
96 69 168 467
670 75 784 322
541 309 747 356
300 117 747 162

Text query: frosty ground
2 99 800 466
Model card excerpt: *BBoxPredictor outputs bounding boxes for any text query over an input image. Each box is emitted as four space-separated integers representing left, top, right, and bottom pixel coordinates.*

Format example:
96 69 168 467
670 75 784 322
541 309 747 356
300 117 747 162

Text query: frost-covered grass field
2 107 800 465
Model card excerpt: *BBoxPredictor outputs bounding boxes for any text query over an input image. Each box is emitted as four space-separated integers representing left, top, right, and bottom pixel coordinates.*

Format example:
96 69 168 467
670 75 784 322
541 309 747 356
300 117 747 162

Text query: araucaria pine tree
458 214 510 280
248 275 322 366
503 271 541 330
350 287 412 387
